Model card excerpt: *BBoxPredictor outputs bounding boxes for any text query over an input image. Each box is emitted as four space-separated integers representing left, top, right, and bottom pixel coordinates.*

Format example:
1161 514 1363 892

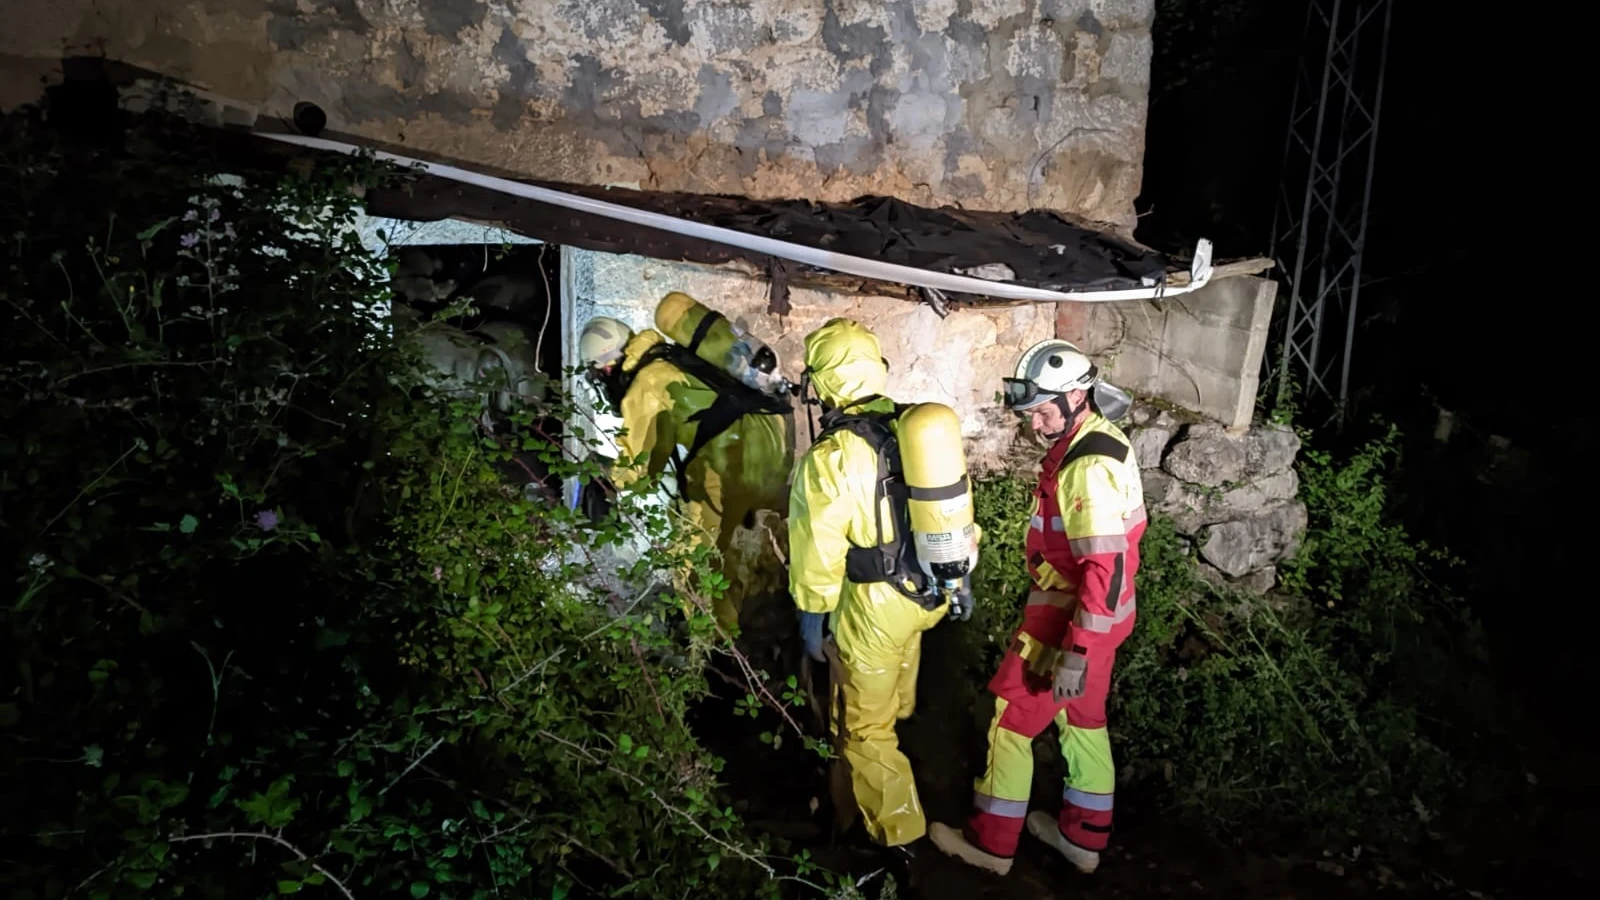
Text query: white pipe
257 131 1215 303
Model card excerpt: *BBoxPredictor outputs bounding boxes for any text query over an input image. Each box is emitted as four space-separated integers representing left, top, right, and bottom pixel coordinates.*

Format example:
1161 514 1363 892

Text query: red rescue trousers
965 631 1118 858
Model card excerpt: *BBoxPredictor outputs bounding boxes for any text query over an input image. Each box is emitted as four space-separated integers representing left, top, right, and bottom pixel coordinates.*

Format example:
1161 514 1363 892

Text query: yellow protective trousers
827 584 948 847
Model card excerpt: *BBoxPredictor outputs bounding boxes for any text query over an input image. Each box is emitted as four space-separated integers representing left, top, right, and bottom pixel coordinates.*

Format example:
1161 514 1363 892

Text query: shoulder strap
1064 431 1129 466
631 343 791 494
1042 429 1129 484
611 342 676 404
815 397 905 442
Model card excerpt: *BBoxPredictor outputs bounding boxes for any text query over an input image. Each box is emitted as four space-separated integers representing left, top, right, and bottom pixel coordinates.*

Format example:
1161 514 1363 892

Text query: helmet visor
1002 377 1056 412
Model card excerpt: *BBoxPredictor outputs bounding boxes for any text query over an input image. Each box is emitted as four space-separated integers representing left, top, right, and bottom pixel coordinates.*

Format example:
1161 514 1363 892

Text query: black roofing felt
597 191 1170 292
363 176 1172 301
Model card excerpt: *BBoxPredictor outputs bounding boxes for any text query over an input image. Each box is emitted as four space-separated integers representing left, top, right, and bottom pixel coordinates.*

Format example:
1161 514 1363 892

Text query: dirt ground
697 598 1595 900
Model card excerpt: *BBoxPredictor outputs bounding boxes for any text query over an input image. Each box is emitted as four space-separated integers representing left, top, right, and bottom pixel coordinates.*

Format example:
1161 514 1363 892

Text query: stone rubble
1128 402 1306 592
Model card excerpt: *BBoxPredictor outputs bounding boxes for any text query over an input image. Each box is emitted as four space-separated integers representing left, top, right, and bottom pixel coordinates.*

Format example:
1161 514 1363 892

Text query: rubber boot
882 836 927 891
927 822 1013 876
1026 810 1100 874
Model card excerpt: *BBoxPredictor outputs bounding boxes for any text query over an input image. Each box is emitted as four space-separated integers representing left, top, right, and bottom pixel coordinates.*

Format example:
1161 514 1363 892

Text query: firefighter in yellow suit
578 316 794 632
788 318 950 851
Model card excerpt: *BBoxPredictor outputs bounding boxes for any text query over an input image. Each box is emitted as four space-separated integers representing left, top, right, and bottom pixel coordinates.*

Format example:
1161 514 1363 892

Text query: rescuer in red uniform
929 339 1144 877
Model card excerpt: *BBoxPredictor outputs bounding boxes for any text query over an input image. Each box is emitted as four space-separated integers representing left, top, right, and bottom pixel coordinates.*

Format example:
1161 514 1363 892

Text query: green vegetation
0 108 857 899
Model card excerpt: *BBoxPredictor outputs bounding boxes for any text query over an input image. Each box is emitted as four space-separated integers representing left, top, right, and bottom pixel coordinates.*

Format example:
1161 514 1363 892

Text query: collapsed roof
354 163 1174 304
332 133 1185 316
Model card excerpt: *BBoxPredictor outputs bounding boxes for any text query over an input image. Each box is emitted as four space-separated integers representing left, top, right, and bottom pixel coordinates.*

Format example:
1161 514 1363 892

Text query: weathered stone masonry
6 0 1308 587
1127 402 1306 593
3 0 1154 230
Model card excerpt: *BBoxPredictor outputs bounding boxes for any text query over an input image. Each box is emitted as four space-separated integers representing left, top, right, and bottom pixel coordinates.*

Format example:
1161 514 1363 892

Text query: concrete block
1056 274 1275 430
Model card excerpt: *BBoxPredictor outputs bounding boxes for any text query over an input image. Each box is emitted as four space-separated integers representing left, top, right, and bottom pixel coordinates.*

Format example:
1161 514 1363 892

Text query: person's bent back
579 314 793 631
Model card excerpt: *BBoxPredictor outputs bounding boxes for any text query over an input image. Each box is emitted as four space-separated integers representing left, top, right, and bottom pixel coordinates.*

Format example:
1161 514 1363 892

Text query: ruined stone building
2 0 1300 587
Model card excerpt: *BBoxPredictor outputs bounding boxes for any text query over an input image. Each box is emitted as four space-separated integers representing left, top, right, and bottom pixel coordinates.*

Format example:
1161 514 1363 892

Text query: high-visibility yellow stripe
973 698 1035 804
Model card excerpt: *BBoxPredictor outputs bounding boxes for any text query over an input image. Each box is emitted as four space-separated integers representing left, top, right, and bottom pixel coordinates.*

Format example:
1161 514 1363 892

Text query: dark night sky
1137 0 1593 732
1138 1 1572 450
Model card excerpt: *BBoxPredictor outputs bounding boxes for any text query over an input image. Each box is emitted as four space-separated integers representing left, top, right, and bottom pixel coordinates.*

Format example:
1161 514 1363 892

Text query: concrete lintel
1058 274 1278 430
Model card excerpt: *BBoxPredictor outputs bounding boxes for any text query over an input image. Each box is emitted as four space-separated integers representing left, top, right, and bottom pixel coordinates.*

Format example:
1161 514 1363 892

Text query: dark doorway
386 238 566 502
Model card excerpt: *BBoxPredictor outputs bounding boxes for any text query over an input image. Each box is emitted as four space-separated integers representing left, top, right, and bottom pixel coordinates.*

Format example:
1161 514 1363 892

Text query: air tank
896 402 976 583
654 291 789 396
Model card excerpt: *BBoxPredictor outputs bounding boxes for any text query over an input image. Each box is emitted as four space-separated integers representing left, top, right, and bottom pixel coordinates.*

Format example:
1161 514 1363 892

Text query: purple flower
209 208 221 223
254 509 279 531
179 233 199 248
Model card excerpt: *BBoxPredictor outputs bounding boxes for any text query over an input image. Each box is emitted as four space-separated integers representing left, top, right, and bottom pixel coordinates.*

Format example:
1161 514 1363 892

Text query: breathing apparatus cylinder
654 292 790 396
897 403 977 617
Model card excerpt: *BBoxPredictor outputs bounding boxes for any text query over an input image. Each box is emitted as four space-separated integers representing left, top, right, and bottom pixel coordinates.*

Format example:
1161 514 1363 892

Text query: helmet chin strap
1040 393 1088 442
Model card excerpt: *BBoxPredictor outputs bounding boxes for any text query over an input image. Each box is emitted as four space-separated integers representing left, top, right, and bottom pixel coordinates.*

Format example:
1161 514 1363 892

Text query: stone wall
1127 401 1305 593
563 249 1056 472
3 0 1155 231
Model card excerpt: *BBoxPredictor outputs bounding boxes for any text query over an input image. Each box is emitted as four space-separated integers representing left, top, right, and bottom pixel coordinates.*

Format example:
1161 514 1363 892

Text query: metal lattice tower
1269 0 1394 421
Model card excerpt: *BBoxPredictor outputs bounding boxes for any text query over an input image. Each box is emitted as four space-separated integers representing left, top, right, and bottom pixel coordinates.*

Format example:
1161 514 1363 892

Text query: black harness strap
613 342 792 508
1064 431 1129 466
817 401 943 609
686 310 723 356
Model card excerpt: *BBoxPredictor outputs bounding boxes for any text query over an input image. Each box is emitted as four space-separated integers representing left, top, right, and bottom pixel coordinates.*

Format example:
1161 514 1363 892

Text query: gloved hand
797 611 828 663
1051 652 1089 703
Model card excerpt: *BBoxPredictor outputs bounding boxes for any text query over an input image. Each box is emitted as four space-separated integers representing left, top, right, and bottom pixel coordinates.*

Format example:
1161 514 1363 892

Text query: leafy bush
0 106 847 899
968 425 1515 846
965 472 1036 670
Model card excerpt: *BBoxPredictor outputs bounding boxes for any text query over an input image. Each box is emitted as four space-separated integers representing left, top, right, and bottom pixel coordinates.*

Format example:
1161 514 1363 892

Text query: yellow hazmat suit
612 329 795 631
789 318 947 847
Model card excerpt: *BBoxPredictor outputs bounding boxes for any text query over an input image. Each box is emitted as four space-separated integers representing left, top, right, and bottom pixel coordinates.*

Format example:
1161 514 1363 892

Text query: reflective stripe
1068 534 1128 556
1026 590 1073 609
1029 515 1066 533
1064 788 1115 812
1030 514 1044 531
1126 503 1147 528
1076 594 1136 633
1010 631 1068 674
973 791 1029 818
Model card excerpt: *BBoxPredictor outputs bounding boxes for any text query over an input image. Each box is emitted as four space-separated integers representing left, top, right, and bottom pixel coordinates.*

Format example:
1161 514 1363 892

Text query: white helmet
1004 339 1133 420
578 317 632 369
1004 340 1098 410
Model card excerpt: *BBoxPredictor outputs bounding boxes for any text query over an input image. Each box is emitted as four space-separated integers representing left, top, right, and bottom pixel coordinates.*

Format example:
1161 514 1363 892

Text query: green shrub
0 107 850 899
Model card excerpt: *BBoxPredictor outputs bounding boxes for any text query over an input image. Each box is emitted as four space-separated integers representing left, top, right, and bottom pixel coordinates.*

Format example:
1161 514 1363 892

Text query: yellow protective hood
619 329 666 373
803 318 888 408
